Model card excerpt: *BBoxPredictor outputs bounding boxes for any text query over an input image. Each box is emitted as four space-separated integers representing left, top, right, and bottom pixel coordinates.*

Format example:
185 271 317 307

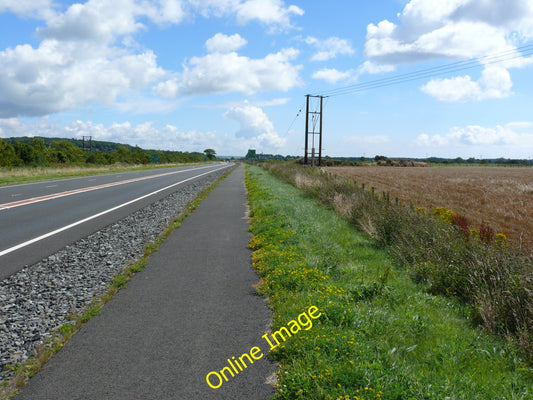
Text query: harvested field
325 166 533 248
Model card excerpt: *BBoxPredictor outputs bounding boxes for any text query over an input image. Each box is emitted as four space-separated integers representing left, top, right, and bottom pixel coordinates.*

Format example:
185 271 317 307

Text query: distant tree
86 152 112 165
114 146 133 163
14 142 36 165
132 148 150 164
495 157 507 165
204 148 216 160
51 140 86 163
32 138 48 165
0 139 19 166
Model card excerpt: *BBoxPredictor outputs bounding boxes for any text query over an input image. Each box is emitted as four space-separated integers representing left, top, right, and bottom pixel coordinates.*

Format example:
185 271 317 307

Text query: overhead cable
312 44 533 98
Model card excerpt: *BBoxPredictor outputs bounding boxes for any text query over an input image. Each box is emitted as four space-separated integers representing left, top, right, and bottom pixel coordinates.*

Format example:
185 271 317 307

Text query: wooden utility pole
304 95 324 166
82 136 92 152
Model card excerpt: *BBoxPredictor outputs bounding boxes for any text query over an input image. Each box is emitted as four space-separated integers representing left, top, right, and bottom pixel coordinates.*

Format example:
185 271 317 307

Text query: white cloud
187 0 303 30
254 97 291 107
312 68 354 84
0 0 179 118
306 36 354 61
0 39 165 117
357 61 395 75
365 18 509 63
416 122 533 147
224 103 286 148
0 0 54 19
363 0 533 102
421 66 512 101
235 0 303 29
39 0 141 42
0 118 222 152
31 0 301 44
155 48 301 97
38 0 187 43
187 0 240 17
0 0 306 118
213 97 290 110
205 33 247 53
144 0 186 25
312 62 395 85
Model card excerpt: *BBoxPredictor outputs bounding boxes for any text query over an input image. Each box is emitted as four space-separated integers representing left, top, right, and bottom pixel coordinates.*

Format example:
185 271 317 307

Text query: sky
1 0 533 159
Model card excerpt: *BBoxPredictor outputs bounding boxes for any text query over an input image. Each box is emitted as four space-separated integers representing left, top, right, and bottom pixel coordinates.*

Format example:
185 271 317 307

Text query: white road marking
0 165 213 211
0 165 228 258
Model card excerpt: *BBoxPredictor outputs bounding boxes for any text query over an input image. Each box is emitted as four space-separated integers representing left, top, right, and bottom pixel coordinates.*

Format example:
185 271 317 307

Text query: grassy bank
246 165 532 400
262 162 533 362
0 162 210 186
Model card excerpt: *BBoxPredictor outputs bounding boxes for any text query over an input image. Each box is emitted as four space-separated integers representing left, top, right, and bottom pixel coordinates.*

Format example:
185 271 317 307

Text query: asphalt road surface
15 165 275 399
0 163 229 280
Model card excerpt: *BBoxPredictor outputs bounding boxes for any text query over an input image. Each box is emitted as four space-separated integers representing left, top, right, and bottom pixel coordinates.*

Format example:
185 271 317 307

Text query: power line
313 44 533 98
284 104 304 135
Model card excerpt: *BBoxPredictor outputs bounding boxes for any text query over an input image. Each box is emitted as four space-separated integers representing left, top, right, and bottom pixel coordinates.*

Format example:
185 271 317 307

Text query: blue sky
1 0 533 158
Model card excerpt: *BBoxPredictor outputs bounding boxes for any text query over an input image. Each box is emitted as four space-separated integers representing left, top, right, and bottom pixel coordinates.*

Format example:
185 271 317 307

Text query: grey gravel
0 166 232 383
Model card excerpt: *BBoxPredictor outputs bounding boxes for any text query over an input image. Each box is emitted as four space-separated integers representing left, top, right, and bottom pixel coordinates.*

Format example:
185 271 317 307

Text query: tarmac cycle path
16 165 275 400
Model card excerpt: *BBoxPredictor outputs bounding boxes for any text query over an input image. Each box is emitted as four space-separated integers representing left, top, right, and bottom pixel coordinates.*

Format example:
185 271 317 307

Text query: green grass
245 165 533 400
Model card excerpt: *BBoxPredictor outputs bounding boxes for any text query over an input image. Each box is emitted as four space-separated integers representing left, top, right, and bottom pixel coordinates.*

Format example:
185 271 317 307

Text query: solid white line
0 164 208 190
0 165 228 258
0 165 214 211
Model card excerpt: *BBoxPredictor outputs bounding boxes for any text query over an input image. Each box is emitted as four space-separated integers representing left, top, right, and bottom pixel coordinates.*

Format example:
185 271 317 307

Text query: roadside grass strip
0 165 237 399
245 165 533 400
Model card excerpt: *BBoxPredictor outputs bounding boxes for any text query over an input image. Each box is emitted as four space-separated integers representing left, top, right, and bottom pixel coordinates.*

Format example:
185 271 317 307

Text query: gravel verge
0 165 233 383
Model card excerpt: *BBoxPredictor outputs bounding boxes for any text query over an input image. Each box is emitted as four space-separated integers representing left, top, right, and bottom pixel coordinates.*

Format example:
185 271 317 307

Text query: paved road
15 165 275 399
0 164 229 280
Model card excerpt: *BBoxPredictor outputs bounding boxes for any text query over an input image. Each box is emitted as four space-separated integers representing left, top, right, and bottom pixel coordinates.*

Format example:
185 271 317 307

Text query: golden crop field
325 166 533 248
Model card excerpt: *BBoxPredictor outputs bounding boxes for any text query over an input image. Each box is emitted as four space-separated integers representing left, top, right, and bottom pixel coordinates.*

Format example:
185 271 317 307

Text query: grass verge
262 162 533 363
0 164 237 399
245 164 533 400
0 162 213 186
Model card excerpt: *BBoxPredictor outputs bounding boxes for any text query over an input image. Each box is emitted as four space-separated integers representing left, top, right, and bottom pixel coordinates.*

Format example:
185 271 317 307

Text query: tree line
0 137 213 167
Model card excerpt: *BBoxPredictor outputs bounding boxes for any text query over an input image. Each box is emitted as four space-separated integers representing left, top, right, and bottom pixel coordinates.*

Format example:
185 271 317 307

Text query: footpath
16 165 275 400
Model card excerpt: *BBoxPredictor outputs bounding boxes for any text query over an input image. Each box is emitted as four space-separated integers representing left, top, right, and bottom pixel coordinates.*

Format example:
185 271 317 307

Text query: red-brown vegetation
325 166 533 249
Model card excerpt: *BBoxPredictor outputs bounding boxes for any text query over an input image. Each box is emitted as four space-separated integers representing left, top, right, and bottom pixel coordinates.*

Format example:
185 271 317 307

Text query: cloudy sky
1 0 533 158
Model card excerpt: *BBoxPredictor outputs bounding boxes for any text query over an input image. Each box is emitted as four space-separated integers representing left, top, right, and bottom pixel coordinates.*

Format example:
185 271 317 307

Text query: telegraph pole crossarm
303 94 325 167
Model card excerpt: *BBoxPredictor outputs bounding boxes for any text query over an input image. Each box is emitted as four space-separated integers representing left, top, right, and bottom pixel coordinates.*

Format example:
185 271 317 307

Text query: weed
79 303 101 323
